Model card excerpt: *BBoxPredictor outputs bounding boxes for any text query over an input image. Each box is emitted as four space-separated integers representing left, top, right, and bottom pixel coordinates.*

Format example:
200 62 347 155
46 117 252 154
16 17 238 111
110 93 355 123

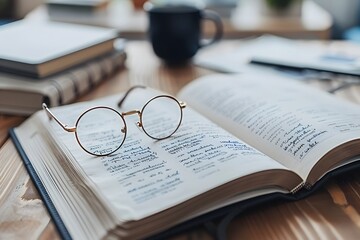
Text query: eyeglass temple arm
118 85 187 109
117 85 146 108
42 103 76 132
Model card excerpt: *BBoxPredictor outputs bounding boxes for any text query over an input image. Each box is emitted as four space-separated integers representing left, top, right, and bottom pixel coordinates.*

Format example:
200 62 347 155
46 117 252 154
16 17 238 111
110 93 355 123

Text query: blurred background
0 0 360 41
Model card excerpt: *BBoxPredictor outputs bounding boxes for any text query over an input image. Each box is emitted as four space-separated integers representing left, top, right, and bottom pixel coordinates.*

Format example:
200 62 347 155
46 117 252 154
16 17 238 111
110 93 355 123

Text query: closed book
0 20 118 78
0 49 126 115
47 0 110 10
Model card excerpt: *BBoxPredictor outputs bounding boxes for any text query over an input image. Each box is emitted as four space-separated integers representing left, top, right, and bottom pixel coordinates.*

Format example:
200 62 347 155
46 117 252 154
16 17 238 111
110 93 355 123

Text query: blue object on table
0 19 13 26
344 27 360 42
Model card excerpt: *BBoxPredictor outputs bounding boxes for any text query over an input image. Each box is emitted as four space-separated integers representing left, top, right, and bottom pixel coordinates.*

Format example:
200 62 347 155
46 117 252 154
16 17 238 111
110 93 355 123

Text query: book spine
290 182 305 194
304 182 312 190
50 51 126 106
0 51 126 115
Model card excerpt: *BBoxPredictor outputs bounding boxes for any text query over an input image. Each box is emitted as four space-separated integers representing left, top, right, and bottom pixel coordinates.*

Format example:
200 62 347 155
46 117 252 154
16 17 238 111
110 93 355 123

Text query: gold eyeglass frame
42 86 187 156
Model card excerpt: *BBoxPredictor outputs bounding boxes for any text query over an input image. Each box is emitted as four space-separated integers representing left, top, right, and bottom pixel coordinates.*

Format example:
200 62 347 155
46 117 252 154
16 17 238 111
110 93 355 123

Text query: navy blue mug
145 3 223 64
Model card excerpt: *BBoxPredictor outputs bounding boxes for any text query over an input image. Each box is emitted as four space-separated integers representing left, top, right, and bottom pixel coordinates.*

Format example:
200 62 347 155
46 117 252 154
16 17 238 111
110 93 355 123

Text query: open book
10 73 360 239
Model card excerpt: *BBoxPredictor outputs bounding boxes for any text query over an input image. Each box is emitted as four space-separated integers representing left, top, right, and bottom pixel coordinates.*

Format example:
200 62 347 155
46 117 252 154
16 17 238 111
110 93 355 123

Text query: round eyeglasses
43 86 186 156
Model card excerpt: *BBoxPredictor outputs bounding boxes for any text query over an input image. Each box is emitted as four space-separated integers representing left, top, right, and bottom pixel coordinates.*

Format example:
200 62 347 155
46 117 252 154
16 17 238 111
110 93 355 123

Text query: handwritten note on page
36 88 290 222
178 74 360 180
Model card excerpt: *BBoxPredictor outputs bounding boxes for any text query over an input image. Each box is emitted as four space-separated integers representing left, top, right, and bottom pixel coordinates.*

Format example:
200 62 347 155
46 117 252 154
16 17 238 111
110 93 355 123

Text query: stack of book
0 20 127 115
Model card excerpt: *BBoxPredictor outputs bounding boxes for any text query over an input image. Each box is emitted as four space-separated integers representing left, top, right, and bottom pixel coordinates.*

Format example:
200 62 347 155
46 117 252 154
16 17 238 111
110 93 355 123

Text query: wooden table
27 0 332 40
2 40 360 239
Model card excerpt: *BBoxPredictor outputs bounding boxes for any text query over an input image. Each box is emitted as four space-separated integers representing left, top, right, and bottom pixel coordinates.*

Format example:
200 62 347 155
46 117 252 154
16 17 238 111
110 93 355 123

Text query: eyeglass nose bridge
121 109 143 127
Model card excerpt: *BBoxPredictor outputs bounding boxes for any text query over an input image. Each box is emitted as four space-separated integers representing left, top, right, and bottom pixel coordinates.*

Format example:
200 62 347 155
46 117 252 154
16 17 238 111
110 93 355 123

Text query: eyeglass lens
75 107 126 156
74 96 182 156
141 96 182 140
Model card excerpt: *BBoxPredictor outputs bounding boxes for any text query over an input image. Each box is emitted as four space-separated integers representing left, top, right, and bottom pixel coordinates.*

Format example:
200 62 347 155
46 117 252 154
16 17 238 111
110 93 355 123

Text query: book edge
0 50 126 115
9 129 73 240
0 39 117 78
10 123 360 239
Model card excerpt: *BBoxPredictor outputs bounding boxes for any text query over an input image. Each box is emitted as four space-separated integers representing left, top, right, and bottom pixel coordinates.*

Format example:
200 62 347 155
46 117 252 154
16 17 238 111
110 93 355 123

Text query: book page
27 87 293 222
178 74 360 181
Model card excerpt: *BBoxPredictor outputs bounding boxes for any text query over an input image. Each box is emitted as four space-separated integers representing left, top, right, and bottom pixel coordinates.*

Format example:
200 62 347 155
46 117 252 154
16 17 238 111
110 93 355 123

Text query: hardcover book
0 20 118 78
47 0 110 9
9 73 360 239
0 48 126 115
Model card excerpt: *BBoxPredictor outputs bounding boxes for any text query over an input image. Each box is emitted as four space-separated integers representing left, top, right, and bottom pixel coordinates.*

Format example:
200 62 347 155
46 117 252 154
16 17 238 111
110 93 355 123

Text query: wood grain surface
1 41 360 239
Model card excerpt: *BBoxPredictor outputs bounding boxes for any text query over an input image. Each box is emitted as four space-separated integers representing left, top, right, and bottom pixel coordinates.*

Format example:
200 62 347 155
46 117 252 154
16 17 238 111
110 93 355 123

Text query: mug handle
200 10 223 48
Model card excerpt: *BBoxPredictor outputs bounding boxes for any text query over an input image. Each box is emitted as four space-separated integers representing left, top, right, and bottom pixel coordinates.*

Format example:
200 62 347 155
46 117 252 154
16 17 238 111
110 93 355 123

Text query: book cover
0 48 126 115
0 20 118 78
